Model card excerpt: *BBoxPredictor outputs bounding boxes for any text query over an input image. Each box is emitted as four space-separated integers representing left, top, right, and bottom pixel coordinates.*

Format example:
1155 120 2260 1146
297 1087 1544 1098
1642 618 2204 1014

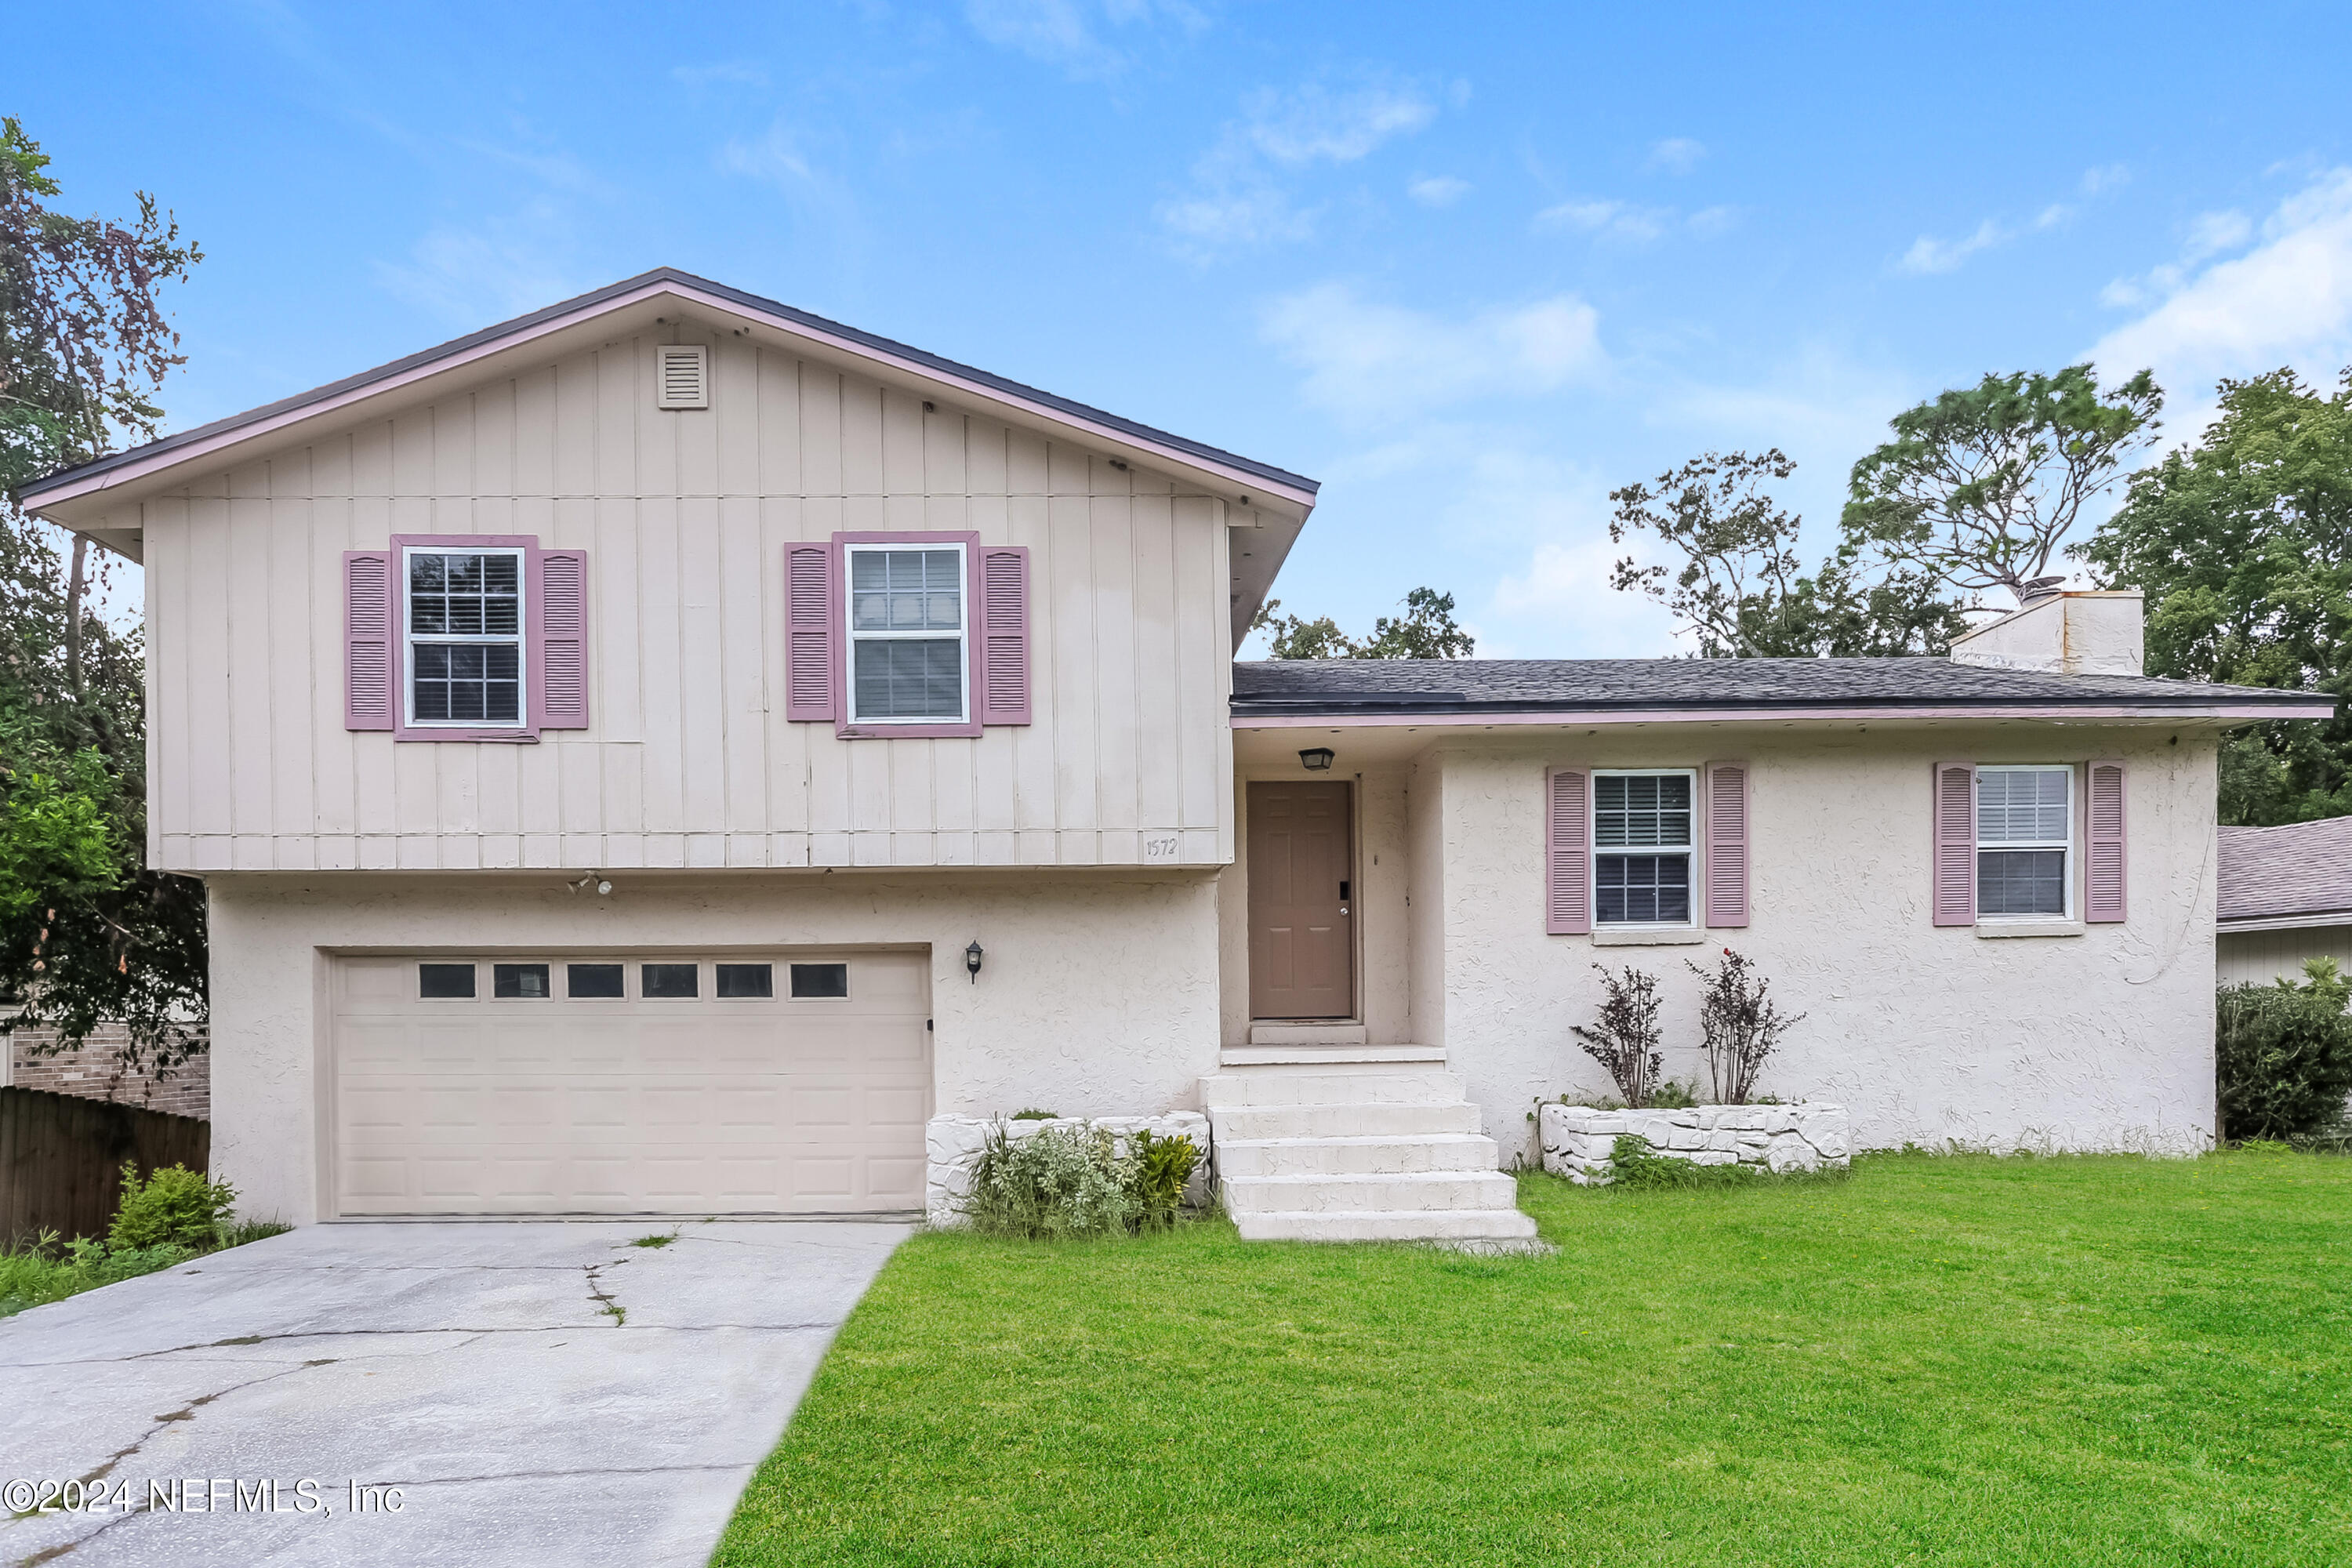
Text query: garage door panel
335 950 931 1215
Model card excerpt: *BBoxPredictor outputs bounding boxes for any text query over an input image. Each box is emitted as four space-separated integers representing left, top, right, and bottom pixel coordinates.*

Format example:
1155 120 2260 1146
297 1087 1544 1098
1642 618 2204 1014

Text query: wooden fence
0 1086 212 1243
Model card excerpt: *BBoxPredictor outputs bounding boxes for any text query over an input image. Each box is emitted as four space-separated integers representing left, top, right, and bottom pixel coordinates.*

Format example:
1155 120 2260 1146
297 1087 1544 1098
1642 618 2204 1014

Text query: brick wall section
5 1024 210 1120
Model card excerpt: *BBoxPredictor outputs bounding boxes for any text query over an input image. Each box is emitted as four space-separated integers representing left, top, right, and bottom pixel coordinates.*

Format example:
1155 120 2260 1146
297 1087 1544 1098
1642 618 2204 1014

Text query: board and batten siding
2217 925 2352 990
133 330 1240 873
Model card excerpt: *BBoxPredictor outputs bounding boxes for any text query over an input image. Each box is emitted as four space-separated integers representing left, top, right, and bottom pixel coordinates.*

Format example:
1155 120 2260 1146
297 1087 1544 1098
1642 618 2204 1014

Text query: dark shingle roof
20 267 1318 503
1230 657 2332 717
2219 817 2352 924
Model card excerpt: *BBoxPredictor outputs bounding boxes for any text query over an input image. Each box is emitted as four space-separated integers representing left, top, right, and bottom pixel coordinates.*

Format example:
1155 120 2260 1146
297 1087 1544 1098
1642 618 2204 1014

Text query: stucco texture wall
207 869 1220 1224
1421 726 2220 1160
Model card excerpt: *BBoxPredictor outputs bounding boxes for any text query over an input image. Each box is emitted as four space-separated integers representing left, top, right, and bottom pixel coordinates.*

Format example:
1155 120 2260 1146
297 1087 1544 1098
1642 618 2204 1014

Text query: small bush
962 1121 1140 1238
1128 1129 1203 1231
1573 964 1666 1108
0 1232 196 1319
2217 969 2352 1140
1687 947 1803 1105
1011 1108 1060 1120
108 1162 238 1251
1607 1134 1761 1190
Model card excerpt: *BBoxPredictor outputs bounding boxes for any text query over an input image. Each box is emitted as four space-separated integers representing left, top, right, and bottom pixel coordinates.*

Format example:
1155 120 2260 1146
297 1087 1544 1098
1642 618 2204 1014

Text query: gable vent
655 344 709 410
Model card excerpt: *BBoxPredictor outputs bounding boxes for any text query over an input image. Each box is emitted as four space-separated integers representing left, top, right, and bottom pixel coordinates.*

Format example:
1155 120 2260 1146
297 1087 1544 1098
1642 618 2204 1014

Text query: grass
717 1150 2352 1567
0 1218 292 1320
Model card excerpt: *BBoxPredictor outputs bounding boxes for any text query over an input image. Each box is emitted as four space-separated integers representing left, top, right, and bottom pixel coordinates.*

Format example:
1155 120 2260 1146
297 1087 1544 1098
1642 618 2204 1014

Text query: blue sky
17 1 2352 654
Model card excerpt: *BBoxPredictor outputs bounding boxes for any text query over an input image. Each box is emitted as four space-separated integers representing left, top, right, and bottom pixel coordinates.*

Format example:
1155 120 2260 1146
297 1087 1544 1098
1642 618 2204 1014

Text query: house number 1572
1145 837 1178 859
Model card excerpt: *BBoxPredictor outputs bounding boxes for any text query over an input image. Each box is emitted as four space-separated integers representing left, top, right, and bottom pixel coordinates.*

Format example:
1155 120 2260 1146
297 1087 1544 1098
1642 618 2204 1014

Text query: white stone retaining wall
1540 1102 1851 1185
925 1112 1213 1222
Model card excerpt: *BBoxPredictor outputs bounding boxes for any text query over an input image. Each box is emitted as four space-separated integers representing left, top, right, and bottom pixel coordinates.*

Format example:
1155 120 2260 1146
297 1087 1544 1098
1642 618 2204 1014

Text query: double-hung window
846 543 966 724
1976 765 2072 919
1594 770 1695 926
405 547 525 728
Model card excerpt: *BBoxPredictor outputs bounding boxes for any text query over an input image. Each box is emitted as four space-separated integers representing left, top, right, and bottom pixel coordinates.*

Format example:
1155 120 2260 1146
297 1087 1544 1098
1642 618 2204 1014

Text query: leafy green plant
1011 1108 1060 1120
2217 966 2352 1140
1127 1129 1203 1232
107 1161 236 1251
1687 947 1804 1104
1606 1134 1761 1190
0 1232 194 1318
1571 964 1665 1108
1646 1078 1701 1110
961 1121 1141 1239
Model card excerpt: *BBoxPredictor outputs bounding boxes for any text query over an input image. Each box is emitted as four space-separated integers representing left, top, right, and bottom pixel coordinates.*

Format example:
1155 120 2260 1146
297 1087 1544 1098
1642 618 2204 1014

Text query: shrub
107 1162 238 1251
0 1232 196 1319
1687 948 1803 1105
1607 1134 1760 1191
2218 970 2352 1140
1128 1129 1203 1231
961 1121 1141 1238
1572 964 1666 1108
1011 1108 1060 1120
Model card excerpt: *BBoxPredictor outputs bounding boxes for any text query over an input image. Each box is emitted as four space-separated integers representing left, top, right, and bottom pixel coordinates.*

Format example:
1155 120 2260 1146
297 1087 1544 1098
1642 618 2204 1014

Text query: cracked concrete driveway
0 1219 910 1567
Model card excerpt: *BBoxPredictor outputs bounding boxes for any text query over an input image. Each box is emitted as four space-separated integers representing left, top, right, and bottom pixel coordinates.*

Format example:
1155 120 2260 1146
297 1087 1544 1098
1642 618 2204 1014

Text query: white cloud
373 207 582 328
1536 198 1668 243
2034 203 2071 230
2091 168 2352 399
2081 163 2130 196
1158 187 1313 248
1260 281 1605 424
1408 174 1471 208
1157 74 1440 252
1899 218 2006 274
1686 205 1739 238
1243 79 1436 165
963 0 1205 78
719 118 818 186
1645 137 1706 176
2184 208 2254 261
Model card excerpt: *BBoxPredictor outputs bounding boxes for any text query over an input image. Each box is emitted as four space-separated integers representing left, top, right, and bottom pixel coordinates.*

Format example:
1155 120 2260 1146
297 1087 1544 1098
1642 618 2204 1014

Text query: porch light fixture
1298 747 1335 771
965 940 985 983
568 872 614 897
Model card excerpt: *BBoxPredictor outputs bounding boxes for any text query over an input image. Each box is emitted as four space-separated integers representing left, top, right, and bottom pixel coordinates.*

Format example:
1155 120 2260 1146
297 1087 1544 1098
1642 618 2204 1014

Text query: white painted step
1233 1208 1541 1243
1208 1101 1487 1140
1221 1044 1447 1067
1247 1022 1369 1047
1217 1132 1502 1178
1200 1069 1468 1108
1221 1171 1520 1214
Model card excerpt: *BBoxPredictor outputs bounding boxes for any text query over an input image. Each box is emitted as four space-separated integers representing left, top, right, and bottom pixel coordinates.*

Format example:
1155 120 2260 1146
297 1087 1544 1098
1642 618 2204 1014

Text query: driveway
0 1219 911 1567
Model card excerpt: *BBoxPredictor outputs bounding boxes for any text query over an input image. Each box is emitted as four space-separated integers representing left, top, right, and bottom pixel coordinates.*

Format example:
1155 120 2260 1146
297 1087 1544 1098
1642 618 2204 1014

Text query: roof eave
1229 699 2335 728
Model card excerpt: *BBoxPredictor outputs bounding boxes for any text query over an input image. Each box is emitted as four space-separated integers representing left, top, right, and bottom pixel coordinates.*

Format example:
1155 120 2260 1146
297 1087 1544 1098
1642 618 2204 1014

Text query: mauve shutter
343 550 394 731
978 546 1032 725
2085 760 2127 923
785 544 836 722
1704 761 1750 928
535 548 590 729
1933 762 1976 927
1546 767 1592 935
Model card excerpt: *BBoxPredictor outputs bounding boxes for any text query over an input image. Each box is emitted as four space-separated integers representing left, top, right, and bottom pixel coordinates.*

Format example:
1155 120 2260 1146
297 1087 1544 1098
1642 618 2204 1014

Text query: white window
1976 765 2073 919
845 543 966 724
405 547 526 728
1593 769 1696 926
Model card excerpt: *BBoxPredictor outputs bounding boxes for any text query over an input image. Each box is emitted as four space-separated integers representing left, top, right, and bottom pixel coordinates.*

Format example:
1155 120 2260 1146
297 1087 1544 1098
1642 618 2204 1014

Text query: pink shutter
1704 761 1750 928
1933 762 1976 927
978 546 1032 725
535 548 590 729
785 544 836 722
343 550 394 731
1546 768 1592 935
2085 760 2127 923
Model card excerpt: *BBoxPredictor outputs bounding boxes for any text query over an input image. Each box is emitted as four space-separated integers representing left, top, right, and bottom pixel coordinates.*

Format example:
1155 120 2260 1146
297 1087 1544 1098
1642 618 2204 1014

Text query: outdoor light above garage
1298 747 1335 771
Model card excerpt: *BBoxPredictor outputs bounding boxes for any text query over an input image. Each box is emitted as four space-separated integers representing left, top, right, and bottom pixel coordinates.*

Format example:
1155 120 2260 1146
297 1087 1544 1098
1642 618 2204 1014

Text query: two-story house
23 270 2324 1243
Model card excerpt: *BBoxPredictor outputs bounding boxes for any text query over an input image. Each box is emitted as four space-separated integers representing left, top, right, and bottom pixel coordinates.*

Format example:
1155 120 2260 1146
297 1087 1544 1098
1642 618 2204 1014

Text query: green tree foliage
1 118 205 1073
1608 449 1972 656
2215 959 2352 1141
1842 365 2161 604
1250 586 1474 659
2081 368 2352 823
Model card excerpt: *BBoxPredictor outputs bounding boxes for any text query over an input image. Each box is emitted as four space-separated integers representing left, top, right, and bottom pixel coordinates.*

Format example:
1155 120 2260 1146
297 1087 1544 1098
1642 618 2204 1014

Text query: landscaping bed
719 1150 2352 1566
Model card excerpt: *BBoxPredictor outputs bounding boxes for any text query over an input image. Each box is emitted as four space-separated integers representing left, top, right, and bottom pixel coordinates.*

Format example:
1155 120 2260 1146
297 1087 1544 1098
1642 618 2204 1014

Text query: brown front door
1247 781 1354 1019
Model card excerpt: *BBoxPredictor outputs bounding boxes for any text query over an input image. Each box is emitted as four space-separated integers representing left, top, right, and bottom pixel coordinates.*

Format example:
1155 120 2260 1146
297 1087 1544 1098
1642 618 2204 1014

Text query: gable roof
2219 816 2352 927
20 263 1317 520
1230 657 2335 725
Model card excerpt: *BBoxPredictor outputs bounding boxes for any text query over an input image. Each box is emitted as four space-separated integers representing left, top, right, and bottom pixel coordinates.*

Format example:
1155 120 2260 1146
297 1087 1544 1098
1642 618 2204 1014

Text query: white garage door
332 951 931 1216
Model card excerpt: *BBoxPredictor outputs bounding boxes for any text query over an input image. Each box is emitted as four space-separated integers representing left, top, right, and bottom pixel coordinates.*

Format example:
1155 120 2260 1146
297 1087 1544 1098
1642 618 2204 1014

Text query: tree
1841 365 2161 605
1250 586 1474 659
1608 448 1972 656
2 118 205 1074
2080 368 2352 824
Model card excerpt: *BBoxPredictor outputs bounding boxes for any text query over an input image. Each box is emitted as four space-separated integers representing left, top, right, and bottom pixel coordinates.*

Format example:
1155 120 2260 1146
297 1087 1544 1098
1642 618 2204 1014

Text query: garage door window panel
567 963 625 999
717 964 774 999
642 963 699 999
790 963 851 999
419 964 476 999
493 964 550 999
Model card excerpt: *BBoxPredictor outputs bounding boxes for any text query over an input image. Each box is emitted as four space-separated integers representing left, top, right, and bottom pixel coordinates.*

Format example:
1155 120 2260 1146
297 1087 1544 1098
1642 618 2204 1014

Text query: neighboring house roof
17 267 1319 510
1229 657 2335 725
2218 817 2352 927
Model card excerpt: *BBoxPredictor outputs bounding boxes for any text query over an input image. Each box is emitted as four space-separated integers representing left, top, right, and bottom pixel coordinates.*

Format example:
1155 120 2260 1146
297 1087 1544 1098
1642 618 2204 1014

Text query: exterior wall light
1298 747 1336 771
965 940 985 983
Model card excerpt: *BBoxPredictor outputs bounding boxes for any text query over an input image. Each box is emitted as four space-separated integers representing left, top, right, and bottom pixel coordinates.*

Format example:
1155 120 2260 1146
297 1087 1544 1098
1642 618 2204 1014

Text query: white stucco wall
206 868 1221 1224
1418 725 2220 1160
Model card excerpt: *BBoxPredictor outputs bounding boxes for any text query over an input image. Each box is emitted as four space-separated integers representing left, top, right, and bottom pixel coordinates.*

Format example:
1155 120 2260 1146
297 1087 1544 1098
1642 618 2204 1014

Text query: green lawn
717 1152 2352 1566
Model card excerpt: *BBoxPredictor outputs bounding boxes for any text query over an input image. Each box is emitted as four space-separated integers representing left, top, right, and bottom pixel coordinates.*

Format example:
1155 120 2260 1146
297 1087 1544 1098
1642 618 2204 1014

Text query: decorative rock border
924 1112 1214 1222
1539 1102 1851 1184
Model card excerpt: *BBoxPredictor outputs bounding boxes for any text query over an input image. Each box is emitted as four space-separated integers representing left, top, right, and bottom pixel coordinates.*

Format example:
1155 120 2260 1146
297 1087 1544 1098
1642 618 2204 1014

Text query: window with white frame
406 548 525 726
1594 769 1695 926
847 544 966 723
1976 765 2073 919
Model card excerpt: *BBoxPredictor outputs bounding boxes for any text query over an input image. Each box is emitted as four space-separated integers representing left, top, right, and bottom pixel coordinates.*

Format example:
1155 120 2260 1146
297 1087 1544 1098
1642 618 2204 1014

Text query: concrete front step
1246 1022 1369 1047
1221 1170 1520 1214
1220 1044 1447 1067
1232 1208 1541 1243
1208 1101 1488 1140
1217 1131 1503 1178
1200 1069 1468 1108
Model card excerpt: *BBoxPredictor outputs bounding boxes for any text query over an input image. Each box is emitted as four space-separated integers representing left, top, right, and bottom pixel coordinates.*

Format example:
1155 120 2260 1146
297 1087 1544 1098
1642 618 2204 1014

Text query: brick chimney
1948 590 2143 677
